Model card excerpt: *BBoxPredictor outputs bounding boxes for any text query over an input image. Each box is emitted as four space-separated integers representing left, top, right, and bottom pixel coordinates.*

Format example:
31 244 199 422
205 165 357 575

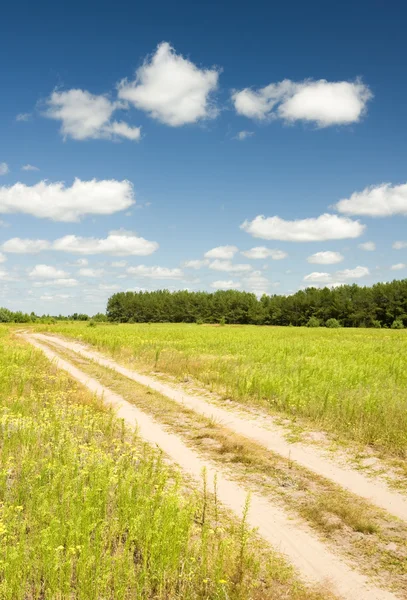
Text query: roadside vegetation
34 322 407 456
36 338 407 596
0 327 327 600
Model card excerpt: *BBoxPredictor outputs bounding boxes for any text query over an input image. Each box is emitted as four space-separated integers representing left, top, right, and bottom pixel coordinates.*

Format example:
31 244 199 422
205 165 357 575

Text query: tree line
0 308 107 324
106 280 407 328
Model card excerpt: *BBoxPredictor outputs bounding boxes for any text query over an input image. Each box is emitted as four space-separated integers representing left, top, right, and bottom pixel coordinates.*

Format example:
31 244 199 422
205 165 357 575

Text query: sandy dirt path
33 332 407 523
22 332 398 600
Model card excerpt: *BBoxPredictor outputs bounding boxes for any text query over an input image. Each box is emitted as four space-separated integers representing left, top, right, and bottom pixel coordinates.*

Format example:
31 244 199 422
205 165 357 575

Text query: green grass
34 322 407 456
0 328 325 600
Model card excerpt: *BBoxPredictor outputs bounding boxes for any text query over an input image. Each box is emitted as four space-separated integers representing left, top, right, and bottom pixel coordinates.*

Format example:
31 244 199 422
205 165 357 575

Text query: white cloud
45 89 141 141
204 245 238 259
393 241 407 250
241 213 364 242
127 265 184 279
111 260 127 267
359 241 376 251
235 130 254 141
336 183 407 217
53 231 158 256
99 283 120 291
40 293 73 301
0 163 9 176
2 232 157 257
0 178 134 222
16 113 31 122
241 246 287 260
0 253 6 264
183 259 209 269
233 79 372 127
72 258 88 267
79 268 104 278
307 251 344 264
29 264 69 279
0 270 11 281
33 278 78 288
49 278 78 288
210 280 241 289
21 164 39 171
118 42 220 126
303 271 332 284
336 266 370 279
1 238 51 253
391 263 406 271
304 265 369 284
241 270 270 296
209 259 252 273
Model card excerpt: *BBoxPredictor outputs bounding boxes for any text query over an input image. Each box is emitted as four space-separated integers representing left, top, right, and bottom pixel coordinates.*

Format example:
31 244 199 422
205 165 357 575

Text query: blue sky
0 0 406 314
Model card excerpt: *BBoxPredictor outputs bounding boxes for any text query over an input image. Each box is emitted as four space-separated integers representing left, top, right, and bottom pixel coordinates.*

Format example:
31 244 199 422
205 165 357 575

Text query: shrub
196 318 204 325
87 320 96 328
219 316 226 326
326 318 341 328
306 316 320 328
372 320 381 328
391 319 404 329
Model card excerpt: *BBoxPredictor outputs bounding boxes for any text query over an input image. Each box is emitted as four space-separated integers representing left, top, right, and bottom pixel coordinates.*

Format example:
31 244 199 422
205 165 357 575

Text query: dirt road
33 331 407 523
21 332 399 600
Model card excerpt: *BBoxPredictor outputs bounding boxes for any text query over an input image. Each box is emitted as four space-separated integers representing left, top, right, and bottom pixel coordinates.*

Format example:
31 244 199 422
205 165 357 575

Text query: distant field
36 323 407 456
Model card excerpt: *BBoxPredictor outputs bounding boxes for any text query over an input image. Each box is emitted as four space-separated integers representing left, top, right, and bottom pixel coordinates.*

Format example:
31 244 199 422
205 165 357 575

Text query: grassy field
0 326 324 600
36 322 407 456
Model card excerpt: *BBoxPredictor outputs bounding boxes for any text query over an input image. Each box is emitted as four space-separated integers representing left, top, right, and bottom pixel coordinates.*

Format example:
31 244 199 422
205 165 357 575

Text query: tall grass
35 322 407 456
0 328 307 599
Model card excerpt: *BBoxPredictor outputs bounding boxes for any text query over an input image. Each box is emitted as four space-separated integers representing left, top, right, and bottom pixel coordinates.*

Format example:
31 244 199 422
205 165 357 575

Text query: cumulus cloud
204 245 238 259
336 182 407 217
33 277 78 288
241 213 364 242
391 263 406 271
307 251 344 264
336 266 370 279
71 258 88 267
0 178 134 222
45 89 141 141
183 259 209 269
53 231 158 256
241 246 287 260
359 241 376 251
118 42 220 126
45 278 79 287
235 130 254 141
232 79 372 127
127 265 184 279
393 241 407 250
29 264 69 279
241 270 270 296
111 260 127 267
99 283 120 291
21 164 39 171
79 268 104 278
2 232 157 257
1 238 51 253
0 253 6 264
210 280 241 289
209 259 252 273
304 265 369 284
40 293 73 301
0 163 9 176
